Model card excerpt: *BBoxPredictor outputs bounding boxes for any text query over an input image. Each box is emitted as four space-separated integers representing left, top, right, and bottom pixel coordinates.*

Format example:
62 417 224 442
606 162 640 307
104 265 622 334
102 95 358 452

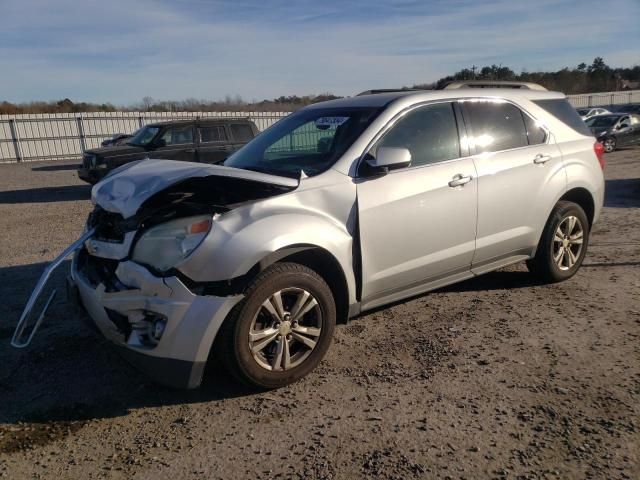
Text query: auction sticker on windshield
315 117 349 129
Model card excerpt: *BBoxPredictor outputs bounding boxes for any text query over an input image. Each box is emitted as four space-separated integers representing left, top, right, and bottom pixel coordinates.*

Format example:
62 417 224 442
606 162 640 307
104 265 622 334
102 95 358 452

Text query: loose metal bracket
11 228 96 348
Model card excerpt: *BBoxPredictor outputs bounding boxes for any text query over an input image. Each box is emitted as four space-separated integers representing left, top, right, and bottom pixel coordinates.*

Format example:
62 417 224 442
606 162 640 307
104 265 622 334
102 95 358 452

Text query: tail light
594 141 605 170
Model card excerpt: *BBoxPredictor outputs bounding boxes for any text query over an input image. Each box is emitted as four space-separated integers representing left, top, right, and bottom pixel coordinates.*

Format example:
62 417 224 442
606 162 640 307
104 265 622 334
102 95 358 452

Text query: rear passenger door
152 124 197 162
460 99 565 273
197 124 232 164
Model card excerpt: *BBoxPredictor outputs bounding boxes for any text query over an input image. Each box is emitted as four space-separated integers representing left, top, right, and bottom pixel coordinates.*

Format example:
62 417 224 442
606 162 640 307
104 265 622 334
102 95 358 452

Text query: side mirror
155 138 167 148
618 123 630 130
364 147 411 175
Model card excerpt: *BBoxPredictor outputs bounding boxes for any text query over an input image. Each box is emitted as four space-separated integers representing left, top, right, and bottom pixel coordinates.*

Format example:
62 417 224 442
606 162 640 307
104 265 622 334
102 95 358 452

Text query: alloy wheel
552 215 584 271
248 288 323 371
603 138 615 153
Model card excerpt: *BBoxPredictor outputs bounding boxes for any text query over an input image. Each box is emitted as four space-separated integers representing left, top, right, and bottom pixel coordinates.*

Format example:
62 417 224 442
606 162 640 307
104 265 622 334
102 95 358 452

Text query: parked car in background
78 118 258 184
101 132 135 147
612 103 640 114
586 113 640 152
576 107 610 121
53 82 605 389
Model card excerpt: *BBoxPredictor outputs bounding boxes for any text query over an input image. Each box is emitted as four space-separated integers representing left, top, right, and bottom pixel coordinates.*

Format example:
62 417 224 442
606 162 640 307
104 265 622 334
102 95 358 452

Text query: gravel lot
0 150 638 480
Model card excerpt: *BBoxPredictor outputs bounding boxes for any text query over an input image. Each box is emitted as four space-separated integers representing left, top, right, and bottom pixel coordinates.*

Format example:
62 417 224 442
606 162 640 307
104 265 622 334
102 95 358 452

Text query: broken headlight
132 215 212 272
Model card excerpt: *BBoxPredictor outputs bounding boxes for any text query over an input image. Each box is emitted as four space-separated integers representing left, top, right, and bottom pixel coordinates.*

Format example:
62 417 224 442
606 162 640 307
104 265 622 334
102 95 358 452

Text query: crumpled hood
91 159 299 218
590 127 610 137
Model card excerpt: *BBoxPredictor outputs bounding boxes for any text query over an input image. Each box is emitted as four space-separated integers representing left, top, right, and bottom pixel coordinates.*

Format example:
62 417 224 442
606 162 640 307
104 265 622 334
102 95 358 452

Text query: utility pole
471 65 477 79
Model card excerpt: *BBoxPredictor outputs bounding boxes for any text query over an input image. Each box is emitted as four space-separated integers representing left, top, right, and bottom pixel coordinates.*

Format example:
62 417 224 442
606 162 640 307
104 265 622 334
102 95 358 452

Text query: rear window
230 124 254 142
533 99 593 136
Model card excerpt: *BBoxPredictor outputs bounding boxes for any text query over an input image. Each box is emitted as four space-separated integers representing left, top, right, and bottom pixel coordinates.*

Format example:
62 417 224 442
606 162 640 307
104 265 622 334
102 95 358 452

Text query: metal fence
1 89 639 164
566 89 640 108
0 111 289 164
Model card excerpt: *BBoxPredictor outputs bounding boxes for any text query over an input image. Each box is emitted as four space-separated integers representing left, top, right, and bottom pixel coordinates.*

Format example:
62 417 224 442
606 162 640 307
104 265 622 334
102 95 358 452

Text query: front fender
177 199 358 304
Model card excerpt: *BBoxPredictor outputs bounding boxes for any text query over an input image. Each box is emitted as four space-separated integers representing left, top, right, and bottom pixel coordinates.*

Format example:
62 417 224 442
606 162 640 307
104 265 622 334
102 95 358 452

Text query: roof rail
356 88 428 96
442 81 547 91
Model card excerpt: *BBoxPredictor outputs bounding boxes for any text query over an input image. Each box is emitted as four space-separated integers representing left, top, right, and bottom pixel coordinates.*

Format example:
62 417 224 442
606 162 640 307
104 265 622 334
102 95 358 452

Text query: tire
215 262 336 389
603 137 616 153
527 201 590 283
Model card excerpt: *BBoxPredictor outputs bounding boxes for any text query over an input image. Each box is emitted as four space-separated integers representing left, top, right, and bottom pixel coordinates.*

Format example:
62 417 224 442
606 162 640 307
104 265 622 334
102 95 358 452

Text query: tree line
423 57 640 93
1 58 638 115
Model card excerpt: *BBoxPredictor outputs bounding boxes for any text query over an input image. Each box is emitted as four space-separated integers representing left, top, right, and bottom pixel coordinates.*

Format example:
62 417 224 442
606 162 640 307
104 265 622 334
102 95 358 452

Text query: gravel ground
0 150 638 480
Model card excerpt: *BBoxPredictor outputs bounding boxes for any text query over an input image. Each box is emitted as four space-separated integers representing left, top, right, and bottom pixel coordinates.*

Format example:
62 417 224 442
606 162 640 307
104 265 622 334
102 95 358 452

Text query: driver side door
152 124 197 162
357 102 478 310
615 116 635 147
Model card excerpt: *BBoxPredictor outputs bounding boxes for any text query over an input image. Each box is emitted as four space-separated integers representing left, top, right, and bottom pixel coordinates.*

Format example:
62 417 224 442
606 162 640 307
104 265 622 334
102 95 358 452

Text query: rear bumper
70 254 243 389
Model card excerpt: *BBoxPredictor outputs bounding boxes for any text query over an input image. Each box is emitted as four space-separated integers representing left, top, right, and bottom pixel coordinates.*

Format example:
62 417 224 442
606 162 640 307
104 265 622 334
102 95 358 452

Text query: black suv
78 118 258 184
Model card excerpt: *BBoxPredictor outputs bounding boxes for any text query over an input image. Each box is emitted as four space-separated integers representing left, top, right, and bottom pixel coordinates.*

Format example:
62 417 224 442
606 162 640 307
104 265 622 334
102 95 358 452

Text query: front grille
82 154 94 169
76 249 124 291
88 207 127 242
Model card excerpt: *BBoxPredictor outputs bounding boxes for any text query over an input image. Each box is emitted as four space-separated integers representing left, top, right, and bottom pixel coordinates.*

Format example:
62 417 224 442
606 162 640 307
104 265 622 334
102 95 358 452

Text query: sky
0 0 639 105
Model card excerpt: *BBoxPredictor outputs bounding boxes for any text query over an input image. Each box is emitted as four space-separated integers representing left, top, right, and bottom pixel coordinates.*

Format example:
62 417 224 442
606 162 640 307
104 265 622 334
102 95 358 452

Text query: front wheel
215 262 336 389
527 201 590 283
603 137 616 153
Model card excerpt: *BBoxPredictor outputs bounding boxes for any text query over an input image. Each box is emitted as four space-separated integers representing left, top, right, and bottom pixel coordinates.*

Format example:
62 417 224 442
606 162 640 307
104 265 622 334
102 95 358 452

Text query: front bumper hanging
11 228 96 348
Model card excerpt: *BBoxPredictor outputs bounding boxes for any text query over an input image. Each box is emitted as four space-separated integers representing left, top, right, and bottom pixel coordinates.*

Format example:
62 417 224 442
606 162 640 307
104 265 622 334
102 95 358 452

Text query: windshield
128 126 160 146
587 115 619 127
223 107 382 177
577 109 590 115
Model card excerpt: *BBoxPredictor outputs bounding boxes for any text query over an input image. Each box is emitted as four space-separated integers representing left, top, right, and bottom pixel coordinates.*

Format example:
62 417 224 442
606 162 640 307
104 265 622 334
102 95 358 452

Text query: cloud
0 0 638 103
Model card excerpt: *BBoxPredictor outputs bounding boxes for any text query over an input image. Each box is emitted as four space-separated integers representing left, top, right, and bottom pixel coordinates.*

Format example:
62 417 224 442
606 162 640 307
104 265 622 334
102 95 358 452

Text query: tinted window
375 103 460 167
522 114 547 145
160 125 194 145
463 101 528 153
128 126 160 146
533 99 593 136
589 115 619 127
230 124 254 142
200 125 227 143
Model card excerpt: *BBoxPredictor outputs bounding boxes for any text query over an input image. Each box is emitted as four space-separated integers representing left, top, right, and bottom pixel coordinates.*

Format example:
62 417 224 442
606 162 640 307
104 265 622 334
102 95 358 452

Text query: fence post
76 116 86 153
138 116 144 128
8 119 22 162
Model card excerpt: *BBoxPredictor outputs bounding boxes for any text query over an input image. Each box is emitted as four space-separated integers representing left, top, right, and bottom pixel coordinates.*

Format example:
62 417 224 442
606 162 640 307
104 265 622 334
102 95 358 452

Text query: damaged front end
13 159 299 388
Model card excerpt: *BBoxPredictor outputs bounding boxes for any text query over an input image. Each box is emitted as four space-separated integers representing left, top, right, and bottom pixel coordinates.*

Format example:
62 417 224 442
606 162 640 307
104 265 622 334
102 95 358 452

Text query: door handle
533 154 551 164
185 148 196 153
448 174 472 188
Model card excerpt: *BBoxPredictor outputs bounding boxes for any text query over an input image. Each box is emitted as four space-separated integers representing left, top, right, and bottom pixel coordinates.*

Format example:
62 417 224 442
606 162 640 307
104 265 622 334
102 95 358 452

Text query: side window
199 125 227 143
375 102 460 167
230 124 254 142
463 101 528 153
160 125 194 146
522 114 547 145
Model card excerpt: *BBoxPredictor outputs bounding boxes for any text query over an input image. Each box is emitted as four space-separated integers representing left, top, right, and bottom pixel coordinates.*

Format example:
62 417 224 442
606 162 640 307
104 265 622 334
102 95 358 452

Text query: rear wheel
215 262 336 389
603 137 616 153
527 201 589 283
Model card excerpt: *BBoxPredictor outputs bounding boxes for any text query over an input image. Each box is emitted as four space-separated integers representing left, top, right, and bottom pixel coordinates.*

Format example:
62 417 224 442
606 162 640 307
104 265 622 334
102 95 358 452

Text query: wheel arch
253 245 351 324
558 187 596 228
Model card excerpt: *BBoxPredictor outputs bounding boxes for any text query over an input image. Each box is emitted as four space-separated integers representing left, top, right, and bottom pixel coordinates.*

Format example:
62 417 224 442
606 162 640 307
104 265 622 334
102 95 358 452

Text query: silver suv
15 82 605 389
